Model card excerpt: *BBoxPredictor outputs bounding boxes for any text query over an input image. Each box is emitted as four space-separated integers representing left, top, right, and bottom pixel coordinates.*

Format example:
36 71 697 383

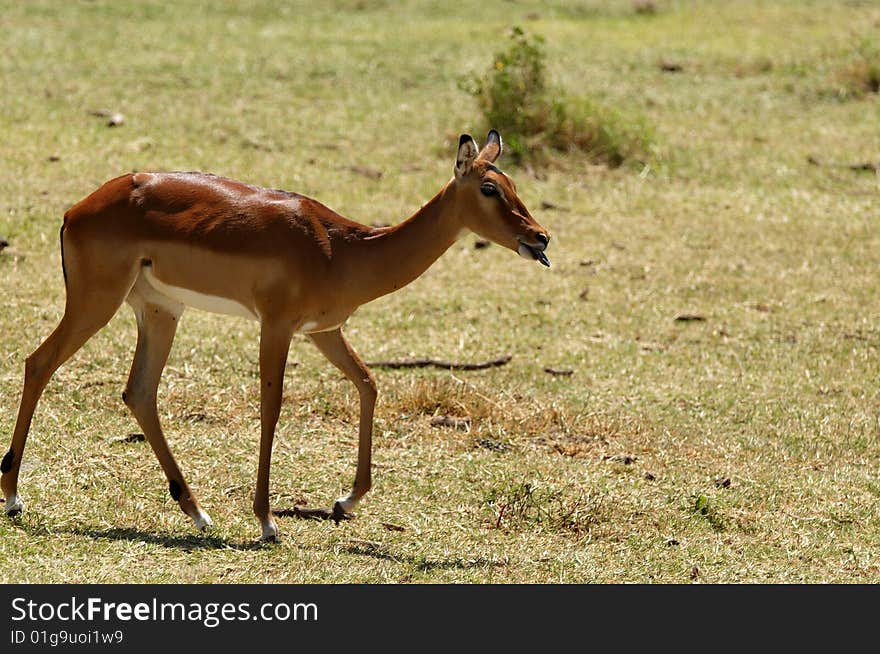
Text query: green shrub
836 39 880 98
464 27 654 167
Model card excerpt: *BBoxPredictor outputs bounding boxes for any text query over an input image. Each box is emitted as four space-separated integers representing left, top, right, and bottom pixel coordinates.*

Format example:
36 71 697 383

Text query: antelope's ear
455 134 479 178
478 129 502 163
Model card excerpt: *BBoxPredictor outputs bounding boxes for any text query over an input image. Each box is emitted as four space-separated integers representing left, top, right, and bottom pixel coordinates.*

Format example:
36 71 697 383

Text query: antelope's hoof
260 518 279 542
5 495 23 517
332 501 353 524
192 510 213 532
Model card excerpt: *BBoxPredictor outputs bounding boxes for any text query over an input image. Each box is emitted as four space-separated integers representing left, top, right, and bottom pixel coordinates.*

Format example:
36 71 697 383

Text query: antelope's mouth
518 241 551 267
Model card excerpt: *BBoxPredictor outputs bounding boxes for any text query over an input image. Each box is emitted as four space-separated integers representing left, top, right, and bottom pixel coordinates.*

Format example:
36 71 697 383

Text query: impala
1 130 551 540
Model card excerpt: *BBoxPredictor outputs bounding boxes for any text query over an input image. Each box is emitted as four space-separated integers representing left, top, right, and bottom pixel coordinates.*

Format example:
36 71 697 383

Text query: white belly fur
142 267 259 321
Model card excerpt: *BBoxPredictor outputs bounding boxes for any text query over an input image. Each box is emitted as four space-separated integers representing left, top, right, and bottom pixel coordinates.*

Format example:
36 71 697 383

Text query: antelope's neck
346 182 465 305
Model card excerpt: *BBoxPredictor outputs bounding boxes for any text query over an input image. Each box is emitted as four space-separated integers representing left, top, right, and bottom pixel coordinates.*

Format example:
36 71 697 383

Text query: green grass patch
2 0 880 583
835 39 880 99
463 26 655 167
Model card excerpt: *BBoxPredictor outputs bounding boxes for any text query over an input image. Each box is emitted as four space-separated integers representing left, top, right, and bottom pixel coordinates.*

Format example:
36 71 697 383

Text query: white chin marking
192 510 213 531
261 519 278 541
5 494 23 515
518 243 535 260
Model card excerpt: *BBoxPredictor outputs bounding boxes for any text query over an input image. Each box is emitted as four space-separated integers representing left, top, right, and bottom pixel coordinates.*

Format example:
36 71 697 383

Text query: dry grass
1 0 880 583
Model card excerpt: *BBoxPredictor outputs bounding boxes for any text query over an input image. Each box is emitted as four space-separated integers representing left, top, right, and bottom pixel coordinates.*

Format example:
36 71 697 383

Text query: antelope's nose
536 233 550 247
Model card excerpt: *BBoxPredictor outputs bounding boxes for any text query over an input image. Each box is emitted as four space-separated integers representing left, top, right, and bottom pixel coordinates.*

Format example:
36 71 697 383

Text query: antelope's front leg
254 320 295 542
308 328 377 520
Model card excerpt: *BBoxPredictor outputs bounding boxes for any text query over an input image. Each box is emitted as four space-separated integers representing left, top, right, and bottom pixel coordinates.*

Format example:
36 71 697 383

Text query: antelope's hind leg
124 277 211 531
1 313 116 516
2 235 139 517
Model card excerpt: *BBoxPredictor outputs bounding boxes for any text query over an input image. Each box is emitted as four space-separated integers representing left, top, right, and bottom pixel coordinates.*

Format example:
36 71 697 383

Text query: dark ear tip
487 129 501 141
459 134 474 147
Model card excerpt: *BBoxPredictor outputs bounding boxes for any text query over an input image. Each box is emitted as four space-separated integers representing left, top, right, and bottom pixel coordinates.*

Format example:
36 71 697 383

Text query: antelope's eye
480 184 498 197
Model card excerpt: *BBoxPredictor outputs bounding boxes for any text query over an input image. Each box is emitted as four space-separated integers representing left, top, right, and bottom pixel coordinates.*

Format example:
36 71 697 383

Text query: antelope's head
453 130 551 267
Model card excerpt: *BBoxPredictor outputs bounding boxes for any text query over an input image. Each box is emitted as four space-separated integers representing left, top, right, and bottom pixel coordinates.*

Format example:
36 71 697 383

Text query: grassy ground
1 0 878 583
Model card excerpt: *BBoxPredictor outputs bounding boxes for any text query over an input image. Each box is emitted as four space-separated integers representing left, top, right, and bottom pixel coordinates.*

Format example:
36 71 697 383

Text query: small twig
278 505 353 522
272 507 305 517
381 522 406 532
495 503 507 530
88 109 124 127
807 155 878 172
659 61 683 73
368 354 512 371
347 165 383 180
430 415 471 431
540 200 569 212
110 433 145 444
674 313 706 322
544 367 574 376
